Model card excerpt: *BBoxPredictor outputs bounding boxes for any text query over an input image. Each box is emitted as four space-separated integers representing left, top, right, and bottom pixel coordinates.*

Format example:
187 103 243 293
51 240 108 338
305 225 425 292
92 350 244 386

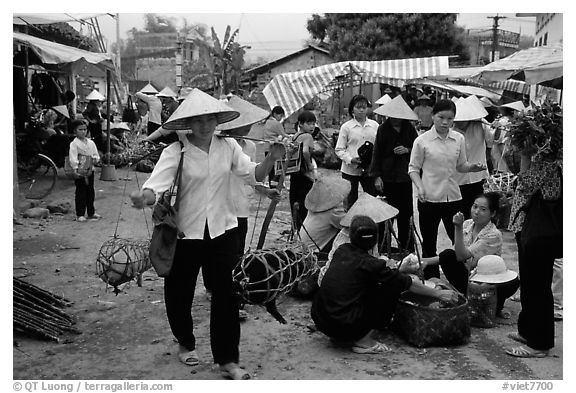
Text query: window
544 32 548 46
539 36 543 46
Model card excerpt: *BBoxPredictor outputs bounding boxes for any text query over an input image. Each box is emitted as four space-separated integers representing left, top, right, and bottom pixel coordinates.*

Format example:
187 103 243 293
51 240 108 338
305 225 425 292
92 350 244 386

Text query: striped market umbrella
263 56 450 117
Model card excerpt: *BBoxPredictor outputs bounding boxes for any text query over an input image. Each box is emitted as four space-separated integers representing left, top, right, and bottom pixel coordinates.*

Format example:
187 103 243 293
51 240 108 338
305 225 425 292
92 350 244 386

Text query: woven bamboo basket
393 291 470 348
484 172 517 196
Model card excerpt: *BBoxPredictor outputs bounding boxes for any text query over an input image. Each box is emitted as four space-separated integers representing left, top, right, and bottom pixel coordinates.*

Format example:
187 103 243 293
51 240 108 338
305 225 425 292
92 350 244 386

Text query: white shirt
135 92 163 125
229 140 258 218
298 205 346 252
408 126 467 203
335 118 379 176
68 137 100 170
142 135 257 240
453 121 493 185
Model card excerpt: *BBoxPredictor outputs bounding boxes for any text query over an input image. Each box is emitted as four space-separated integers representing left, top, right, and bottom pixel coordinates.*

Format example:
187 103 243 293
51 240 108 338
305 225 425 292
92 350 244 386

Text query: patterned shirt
508 159 562 233
462 219 502 268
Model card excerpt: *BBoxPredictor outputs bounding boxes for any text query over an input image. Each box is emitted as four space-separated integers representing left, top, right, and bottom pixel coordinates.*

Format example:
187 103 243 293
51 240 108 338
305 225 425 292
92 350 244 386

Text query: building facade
516 13 563 46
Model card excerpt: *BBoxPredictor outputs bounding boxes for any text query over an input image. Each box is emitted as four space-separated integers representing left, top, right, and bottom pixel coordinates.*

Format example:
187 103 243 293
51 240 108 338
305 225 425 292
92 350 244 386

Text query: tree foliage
306 13 470 62
206 26 248 95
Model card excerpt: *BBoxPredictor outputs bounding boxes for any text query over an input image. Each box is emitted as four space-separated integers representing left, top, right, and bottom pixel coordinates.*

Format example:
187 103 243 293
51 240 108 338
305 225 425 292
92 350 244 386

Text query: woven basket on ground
484 172 517 196
393 291 470 348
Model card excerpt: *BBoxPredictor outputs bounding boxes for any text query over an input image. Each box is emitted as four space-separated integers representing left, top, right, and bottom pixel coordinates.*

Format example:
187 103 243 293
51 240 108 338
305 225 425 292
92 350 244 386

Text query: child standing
69 119 101 222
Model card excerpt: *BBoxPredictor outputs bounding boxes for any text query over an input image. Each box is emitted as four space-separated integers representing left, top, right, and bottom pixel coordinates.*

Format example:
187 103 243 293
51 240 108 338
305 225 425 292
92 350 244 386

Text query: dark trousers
88 123 104 152
382 181 414 251
342 172 377 209
164 227 241 365
74 172 95 217
289 173 314 231
417 200 460 279
311 279 405 342
439 249 520 312
517 233 560 350
459 180 485 220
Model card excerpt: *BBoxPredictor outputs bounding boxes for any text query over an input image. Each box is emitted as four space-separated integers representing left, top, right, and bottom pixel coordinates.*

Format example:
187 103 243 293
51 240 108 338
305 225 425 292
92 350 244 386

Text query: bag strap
169 142 185 212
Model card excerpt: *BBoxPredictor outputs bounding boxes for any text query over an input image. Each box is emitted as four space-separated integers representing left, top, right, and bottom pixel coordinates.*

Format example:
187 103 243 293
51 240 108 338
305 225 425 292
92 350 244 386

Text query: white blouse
143 135 257 240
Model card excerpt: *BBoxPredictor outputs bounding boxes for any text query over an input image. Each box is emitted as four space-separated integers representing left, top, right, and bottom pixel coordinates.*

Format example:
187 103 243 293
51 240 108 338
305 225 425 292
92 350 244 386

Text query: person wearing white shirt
335 95 379 209
135 91 163 135
130 89 284 380
68 119 101 222
408 99 487 279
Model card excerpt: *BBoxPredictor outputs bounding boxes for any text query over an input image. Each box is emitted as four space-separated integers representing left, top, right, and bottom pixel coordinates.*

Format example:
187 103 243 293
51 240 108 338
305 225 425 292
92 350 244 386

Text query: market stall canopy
414 79 502 102
13 32 114 71
263 56 450 117
13 13 109 25
470 44 563 86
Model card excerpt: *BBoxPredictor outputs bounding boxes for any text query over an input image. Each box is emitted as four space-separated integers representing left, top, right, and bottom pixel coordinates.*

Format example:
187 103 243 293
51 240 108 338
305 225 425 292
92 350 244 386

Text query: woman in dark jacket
370 95 419 251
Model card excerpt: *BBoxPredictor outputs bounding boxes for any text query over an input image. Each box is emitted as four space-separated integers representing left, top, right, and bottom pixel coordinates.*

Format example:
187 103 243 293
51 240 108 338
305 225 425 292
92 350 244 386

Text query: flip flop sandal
505 345 548 358
220 364 251 380
178 349 199 366
507 332 528 345
352 342 390 354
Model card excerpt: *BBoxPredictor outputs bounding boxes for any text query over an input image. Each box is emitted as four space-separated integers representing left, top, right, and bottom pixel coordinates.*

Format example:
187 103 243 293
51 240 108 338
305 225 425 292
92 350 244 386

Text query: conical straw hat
111 122 130 131
375 94 392 105
216 95 270 132
340 193 399 227
454 95 488 121
304 176 351 213
451 96 460 103
162 88 240 130
138 83 158 95
479 96 495 108
86 90 105 101
418 94 431 101
156 86 177 98
500 101 527 112
144 126 171 141
52 105 69 119
373 95 418 120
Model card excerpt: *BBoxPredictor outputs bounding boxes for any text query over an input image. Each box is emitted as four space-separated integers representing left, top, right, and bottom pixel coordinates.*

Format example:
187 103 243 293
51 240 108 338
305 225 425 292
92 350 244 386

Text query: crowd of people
61 80 562 378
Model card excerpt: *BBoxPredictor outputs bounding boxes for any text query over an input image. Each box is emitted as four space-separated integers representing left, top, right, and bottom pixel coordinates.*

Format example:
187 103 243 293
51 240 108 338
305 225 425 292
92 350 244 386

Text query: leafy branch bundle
507 102 563 163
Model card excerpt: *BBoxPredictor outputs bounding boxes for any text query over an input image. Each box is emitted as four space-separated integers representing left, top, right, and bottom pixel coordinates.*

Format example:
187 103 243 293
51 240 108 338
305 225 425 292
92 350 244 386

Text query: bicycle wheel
18 154 57 199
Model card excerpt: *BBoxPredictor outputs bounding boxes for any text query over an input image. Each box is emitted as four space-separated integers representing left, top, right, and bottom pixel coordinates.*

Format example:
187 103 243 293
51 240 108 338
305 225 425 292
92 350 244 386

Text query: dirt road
13 165 563 381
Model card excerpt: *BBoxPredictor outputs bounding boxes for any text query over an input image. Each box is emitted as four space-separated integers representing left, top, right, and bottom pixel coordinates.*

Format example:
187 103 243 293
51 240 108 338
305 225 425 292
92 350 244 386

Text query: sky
85 12 538 64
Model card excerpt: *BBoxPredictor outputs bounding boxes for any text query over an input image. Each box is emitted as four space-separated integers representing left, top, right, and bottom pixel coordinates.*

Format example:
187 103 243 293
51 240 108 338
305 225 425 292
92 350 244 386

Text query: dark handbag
122 95 139 124
149 144 185 277
520 188 562 253
357 141 374 170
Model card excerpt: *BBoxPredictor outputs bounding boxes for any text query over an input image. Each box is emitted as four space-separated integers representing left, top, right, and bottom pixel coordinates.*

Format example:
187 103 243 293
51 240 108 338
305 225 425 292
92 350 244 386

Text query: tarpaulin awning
13 13 109 25
409 79 502 102
263 56 449 117
13 32 113 70
470 44 563 85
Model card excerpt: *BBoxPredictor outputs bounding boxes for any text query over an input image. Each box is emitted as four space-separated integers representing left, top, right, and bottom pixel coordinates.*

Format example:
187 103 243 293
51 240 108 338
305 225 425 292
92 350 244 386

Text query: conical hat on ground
156 86 177 98
216 95 270 132
52 105 69 119
454 95 489 121
111 122 131 131
375 94 392 105
304 176 351 213
373 95 418 121
340 193 399 227
86 90 105 101
138 83 158 95
162 88 240 130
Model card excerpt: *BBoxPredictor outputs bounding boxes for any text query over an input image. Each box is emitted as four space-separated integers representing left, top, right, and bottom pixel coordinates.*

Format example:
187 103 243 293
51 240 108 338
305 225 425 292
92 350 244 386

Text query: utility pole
487 14 507 62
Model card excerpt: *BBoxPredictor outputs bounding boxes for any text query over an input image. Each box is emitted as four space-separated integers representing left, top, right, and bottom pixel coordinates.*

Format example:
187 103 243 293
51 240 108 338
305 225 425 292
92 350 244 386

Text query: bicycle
15 127 59 200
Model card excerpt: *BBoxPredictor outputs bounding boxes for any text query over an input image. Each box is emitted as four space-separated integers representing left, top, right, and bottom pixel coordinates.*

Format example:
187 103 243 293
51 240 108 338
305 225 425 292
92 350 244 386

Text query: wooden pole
106 69 112 159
